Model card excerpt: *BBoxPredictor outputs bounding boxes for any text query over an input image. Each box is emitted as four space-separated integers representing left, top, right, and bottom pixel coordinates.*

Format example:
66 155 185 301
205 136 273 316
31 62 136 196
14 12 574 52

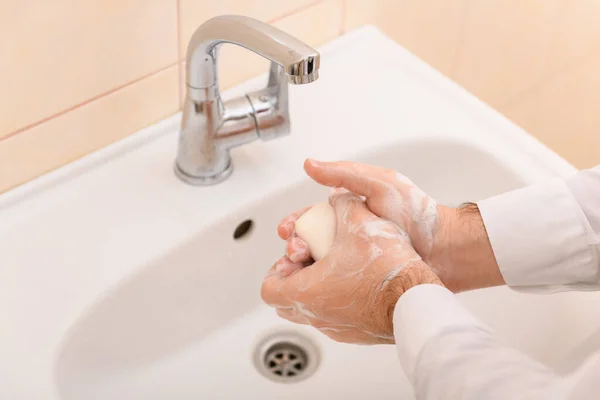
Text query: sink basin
2 26 600 399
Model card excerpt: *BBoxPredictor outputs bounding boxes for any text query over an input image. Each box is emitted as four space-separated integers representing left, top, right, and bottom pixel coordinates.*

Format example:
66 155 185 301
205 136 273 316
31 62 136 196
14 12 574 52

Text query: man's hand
280 159 504 293
261 191 442 345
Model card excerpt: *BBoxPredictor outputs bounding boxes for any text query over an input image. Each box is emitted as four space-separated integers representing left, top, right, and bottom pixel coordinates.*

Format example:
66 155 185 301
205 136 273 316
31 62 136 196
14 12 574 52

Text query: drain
253 331 320 383
265 342 306 377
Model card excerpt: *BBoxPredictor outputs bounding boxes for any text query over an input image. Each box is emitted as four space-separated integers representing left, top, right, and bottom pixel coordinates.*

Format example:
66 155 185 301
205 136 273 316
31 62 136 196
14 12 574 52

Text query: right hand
279 159 504 293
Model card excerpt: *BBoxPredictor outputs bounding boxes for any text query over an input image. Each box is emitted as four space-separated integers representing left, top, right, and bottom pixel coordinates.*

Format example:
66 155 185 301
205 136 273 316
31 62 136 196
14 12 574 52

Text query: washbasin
1 26 600 399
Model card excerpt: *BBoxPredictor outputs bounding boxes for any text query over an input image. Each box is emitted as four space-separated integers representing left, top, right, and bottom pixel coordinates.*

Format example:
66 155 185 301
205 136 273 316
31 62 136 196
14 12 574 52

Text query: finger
328 191 370 234
275 259 315 295
276 256 305 278
261 258 293 307
264 256 282 279
329 187 367 205
329 187 349 196
304 159 394 200
286 236 311 263
278 207 310 239
276 308 310 325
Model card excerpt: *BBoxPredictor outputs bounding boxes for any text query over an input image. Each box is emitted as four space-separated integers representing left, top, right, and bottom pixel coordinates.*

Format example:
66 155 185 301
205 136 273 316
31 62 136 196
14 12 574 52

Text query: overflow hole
233 219 254 240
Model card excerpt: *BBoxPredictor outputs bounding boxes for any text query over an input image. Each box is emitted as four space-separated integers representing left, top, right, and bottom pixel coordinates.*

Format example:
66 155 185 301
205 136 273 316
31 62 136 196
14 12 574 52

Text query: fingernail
306 158 321 167
280 225 291 238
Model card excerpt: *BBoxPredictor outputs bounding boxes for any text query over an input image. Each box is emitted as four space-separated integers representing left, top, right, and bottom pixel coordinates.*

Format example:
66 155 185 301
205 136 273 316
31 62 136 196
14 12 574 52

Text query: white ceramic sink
2 27 600 399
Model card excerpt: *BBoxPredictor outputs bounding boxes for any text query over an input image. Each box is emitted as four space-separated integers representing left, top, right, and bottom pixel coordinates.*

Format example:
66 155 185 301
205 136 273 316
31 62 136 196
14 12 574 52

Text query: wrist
428 203 504 292
385 260 443 332
387 260 444 300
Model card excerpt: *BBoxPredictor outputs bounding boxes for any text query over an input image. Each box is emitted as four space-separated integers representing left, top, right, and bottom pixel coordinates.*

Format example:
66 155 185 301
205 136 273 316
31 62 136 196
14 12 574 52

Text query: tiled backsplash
344 0 600 170
1 0 599 193
0 0 342 193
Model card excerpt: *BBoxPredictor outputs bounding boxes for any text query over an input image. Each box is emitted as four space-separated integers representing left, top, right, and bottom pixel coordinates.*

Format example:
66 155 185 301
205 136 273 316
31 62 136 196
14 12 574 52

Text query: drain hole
233 219 254 240
254 333 320 383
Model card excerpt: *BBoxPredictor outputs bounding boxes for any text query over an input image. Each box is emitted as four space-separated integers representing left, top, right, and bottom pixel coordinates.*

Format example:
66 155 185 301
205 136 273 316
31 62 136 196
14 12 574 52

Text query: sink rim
0 25 578 399
0 27 576 212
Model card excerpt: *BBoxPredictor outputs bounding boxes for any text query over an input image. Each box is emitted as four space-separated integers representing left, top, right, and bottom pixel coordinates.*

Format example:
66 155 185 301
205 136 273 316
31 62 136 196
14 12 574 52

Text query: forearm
428 204 504 292
429 166 600 293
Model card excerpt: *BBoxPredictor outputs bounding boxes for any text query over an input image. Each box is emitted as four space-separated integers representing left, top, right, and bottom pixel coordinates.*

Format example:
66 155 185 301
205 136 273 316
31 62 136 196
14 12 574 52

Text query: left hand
261 191 443 345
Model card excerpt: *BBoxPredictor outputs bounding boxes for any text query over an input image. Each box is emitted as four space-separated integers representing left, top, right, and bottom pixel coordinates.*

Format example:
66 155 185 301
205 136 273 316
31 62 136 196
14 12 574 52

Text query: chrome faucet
174 15 320 185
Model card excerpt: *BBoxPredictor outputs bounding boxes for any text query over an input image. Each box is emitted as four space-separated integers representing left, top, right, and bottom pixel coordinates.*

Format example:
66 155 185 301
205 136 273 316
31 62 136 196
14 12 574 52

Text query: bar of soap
294 202 336 261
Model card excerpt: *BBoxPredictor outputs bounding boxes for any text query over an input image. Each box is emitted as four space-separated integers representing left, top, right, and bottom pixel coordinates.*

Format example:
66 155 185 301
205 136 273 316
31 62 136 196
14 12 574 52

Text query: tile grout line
176 0 183 109
448 0 471 80
0 62 179 144
268 0 325 24
339 0 346 35
543 0 569 80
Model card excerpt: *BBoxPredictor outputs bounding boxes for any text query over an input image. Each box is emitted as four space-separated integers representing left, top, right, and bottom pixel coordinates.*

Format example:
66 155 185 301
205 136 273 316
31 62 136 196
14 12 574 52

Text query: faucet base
173 162 234 186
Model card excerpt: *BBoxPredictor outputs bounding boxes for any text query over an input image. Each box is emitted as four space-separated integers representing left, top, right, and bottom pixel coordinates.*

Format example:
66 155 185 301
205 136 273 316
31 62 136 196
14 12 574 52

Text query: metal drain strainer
253 331 320 383
265 342 306 377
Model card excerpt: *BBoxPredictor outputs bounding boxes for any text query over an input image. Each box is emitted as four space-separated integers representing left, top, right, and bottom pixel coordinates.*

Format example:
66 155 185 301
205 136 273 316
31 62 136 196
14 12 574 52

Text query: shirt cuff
393 284 489 381
478 179 595 292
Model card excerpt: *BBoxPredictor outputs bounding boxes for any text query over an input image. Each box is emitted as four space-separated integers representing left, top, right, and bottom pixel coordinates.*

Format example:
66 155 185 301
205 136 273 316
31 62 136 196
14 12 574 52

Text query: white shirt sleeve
393 284 600 400
477 166 600 293
392 166 600 398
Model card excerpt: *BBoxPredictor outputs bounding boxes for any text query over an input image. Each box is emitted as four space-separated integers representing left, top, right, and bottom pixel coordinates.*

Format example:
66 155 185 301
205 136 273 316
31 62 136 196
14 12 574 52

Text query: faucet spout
175 15 320 186
186 15 319 93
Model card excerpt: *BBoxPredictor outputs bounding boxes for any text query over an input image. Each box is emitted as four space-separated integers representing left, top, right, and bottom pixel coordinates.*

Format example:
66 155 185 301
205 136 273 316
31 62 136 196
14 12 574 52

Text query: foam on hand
294 202 336 261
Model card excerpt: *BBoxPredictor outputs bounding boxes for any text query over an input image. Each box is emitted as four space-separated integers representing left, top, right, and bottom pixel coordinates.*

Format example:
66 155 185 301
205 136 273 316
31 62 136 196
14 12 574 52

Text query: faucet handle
246 63 290 141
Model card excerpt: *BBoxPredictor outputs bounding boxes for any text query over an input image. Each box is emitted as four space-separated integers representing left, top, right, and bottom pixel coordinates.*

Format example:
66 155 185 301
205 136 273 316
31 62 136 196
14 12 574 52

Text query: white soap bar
294 202 336 261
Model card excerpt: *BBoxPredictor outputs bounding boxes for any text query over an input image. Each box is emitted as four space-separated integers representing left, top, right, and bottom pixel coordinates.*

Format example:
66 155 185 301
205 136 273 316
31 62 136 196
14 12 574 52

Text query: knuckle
260 281 276 305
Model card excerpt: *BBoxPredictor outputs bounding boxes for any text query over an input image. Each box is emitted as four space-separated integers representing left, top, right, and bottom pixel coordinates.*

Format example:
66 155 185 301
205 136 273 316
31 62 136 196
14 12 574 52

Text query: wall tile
501 56 600 169
0 66 179 193
367 0 467 76
270 1 342 49
0 0 178 139
180 0 343 91
549 0 600 73
452 0 561 108
343 0 378 32
179 0 320 57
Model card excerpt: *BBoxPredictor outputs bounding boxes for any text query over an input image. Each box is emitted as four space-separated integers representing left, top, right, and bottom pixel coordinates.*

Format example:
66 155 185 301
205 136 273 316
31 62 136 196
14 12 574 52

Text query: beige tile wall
346 0 600 169
2 0 598 194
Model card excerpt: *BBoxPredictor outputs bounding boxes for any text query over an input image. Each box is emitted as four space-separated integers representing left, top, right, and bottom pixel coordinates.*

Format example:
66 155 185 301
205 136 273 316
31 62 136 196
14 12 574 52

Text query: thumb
328 190 368 238
304 159 385 200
